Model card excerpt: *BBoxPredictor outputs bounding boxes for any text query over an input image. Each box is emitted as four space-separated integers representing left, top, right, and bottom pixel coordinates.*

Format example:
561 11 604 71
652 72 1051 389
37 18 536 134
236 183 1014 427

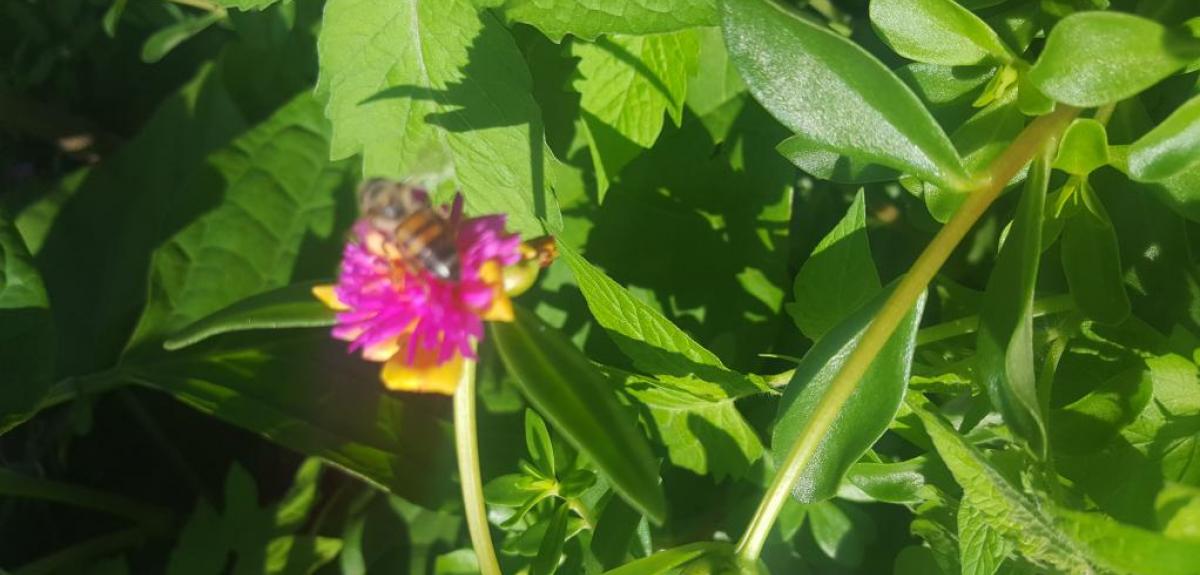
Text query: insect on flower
312 179 555 394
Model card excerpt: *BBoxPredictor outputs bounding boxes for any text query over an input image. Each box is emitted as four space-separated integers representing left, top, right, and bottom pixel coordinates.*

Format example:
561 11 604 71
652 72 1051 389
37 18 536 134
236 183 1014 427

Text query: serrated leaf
1051 507 1200 575
722 0 971 191
870 0 1015 66
1060 181 1130 325
163 282 336 351
1029 12 1200 107
126 93 347 353
621 374 764 479
559 242 761 398
316 0 559 236
131 331 456 508
976 150 1048 456
1052 119 1109 176
958 495 1010 575
685 27 746 118
492 0 718 42
773 283 926 503
1129 95 1200 182
574 30 699 197
907 393 1094 572
490 306 667 523
787 189 881 341
0 209 55 433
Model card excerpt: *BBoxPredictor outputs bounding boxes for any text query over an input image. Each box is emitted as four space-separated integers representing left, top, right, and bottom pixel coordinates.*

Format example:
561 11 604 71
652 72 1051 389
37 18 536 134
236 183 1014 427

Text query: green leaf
559 242 760 398
141 12 223 64
264 536 343 574
976 150 1048 456
1051 365 1152 454
602 542 730 575
125 93 346 352
1157 483 1200 541
38 63 247 377
907 393 1093 572
102 0 128 36
484 473 546 506
133 331 456 508
434 549 480 575
773 283 926 503
869 0 1015 66
163 282 336 351
619 373 764 479
168 502 228 575
1052 119 1109 176
958 494 1010 575
316 0 559 237
490 306 667 524
776 137 898 184
721 0 970 190
1029 12 1200 107
1060 181 1131 325
591 496 642 569
923 97 1027 222
843 456 940 504
894 63 996 128
1051 507 1200 575
525 408 556 477
573 30 699 197
685 27 746 119
492 0 718 42
1129 95 1200 181
786 190 881 341
531 504 570 575
0 209 55 433
807 500 869 568
273 458 322 533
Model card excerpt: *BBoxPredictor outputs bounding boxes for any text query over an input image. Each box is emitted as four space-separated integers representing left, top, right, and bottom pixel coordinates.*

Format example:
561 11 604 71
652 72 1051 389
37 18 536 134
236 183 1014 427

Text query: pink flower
313 194 533 394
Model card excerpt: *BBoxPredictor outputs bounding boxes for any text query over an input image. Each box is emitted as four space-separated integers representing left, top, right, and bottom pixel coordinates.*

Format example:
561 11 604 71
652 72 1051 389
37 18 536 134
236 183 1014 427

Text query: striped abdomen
392 209 460 280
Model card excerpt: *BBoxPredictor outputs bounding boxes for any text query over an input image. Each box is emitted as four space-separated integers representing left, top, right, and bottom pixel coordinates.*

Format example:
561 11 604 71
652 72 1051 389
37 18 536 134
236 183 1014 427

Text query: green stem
0 468 172 534
915 294 1076 345
734 105 1080 561
454 360 502 575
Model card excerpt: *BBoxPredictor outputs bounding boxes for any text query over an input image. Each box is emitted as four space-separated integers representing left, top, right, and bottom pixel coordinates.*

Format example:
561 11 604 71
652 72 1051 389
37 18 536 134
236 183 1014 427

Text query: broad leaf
573 30 699 196
842 456 941 504
685 27 746 119
1029 12 1200 107
907 393 1092 572
722 0 970 190
1052 119 1109 176
126 93 348 352
786 190 881 341
559 242 760 398
490 306 667 523
620 373 764 479
0 209 55 433
870 0 1015 66
492 0 718 42
316 0 559 236
1060 182 1130 325
976 151 1048 456
133 331 456 508
1128 95 1200 182
776 137 898 184
163 282 336 351
773 283 926 503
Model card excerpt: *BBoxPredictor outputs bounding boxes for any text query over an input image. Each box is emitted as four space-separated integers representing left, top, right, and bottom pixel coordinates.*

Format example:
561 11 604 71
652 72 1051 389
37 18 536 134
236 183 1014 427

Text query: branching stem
735 105 1080 560
454 360 502 575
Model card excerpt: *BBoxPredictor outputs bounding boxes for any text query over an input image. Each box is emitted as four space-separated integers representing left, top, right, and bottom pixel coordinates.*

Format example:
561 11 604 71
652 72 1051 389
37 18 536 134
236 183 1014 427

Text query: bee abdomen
395 211 460 280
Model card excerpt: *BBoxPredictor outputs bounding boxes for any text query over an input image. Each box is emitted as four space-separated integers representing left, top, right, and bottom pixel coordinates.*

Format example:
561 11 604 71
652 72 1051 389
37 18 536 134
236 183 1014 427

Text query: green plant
4 0 1200 573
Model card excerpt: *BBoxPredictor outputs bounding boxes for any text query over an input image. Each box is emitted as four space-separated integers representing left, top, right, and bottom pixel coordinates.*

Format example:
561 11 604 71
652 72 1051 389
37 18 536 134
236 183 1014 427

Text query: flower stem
454 360 502 575
734 105 1079 561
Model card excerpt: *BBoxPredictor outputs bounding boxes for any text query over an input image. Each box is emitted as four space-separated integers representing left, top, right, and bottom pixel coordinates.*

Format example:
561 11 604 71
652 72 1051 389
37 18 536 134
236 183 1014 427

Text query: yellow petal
312 284 349 311
380 349 463 395
362 338 401 362
482 289 514 322
478 260 502 284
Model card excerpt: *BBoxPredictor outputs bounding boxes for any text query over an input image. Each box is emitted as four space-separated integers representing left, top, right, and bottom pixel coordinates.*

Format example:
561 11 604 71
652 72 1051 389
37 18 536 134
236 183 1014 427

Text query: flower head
314 191 541 394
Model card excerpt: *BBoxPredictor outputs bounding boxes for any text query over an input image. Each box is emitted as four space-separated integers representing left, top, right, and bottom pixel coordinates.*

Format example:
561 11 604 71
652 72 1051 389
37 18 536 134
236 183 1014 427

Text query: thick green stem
735 105 1079 560
454 360 502 575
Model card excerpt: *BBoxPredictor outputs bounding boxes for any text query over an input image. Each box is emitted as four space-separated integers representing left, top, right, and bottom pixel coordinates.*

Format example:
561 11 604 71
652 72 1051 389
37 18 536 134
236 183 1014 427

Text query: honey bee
357 178 460 280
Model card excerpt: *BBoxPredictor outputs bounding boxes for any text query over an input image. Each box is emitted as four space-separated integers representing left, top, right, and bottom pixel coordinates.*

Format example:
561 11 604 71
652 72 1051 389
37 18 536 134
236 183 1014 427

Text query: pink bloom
315 195 521 393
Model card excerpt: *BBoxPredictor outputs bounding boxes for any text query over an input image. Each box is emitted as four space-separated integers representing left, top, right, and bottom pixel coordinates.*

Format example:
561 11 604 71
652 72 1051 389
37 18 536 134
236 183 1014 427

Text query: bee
357 178 460 280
